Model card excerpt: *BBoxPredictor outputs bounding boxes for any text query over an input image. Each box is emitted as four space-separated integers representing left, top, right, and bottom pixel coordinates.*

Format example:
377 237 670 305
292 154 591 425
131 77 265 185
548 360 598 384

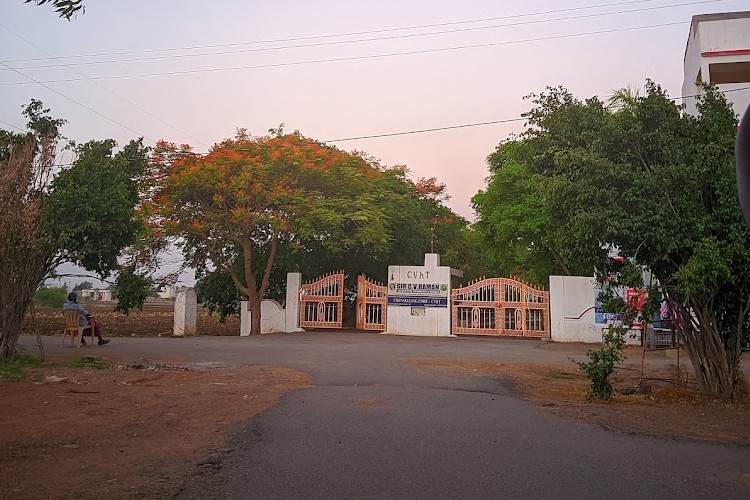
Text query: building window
708 61 750 85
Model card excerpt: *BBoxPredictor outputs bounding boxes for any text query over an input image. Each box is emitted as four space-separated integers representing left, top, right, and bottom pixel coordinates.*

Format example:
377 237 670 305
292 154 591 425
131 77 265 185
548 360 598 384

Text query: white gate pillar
173 288 197 336
285 272 303 332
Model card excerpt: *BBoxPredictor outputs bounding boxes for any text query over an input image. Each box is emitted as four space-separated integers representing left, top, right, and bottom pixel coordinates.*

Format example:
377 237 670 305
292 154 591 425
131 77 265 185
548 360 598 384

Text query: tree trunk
0 305 26 361
674 298 744 400
247 289 262 336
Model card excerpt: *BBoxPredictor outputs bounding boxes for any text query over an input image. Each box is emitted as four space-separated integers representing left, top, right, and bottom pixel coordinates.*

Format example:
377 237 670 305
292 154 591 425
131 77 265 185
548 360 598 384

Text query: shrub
34 286 68 308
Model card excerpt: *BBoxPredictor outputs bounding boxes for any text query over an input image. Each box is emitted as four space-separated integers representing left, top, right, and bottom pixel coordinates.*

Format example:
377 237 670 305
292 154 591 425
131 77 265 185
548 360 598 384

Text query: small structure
173 288 197 336
78 288 113 301
384 253 462 337
157 284 176 300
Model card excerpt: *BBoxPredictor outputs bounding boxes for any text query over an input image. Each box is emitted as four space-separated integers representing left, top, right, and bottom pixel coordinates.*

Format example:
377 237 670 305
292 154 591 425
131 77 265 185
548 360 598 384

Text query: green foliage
147 136 469 331
72 281 93 292
578 325 627 401
70 357 107 370
45 139 149 277
25 0 84 19
34 285 68 308
480 80 748 398
114 266 150 314
0 351 44 380
196 270 242 321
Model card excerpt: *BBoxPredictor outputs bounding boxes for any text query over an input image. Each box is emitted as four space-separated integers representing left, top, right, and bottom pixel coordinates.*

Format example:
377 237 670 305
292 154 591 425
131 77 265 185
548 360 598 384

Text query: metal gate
356 274 387 331
299 271 344 329
451 277 550 338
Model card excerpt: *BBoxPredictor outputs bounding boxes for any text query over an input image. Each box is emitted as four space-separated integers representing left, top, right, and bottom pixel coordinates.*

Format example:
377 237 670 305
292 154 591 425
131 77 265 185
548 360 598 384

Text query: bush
577 324 627 401
34 286 68 308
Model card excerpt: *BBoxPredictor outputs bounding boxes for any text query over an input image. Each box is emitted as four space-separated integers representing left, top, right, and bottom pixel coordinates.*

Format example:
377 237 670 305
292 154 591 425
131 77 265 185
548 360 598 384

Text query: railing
355 275 387 331
299 271 344 329
451 277 550 338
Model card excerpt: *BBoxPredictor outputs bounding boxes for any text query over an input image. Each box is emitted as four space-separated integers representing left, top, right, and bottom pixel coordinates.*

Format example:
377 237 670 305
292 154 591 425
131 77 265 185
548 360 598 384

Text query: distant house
156 284 176 300
79 289 113 301
682 11 750 119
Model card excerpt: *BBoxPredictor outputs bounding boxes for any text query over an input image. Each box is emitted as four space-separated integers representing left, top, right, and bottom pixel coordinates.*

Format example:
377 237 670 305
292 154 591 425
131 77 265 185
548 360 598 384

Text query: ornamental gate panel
356 274 387 331
299 271 344 329
451 277 550 338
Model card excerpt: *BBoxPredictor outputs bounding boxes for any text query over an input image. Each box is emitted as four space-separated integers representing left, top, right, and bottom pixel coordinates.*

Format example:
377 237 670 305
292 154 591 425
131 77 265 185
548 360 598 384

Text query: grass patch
1 352 108 381
0 352 45 381
69 357 107 370
547 371 574 380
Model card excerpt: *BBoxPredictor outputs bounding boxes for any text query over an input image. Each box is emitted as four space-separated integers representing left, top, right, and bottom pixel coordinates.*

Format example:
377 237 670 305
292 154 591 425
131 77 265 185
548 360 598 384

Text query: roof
685 11 750 61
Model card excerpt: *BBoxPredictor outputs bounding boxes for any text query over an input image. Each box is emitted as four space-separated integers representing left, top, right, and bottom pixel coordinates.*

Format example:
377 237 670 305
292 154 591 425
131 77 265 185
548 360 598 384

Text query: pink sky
2 0 747 222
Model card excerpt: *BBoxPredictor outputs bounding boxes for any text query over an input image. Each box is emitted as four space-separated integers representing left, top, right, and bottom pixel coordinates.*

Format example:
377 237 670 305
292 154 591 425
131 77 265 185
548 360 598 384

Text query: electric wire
0 61 157 143
0 25 210 149
324 86 750 142
24 85 749 161
0 118 26 133
0 0 727 70
0 20 689 85
0 0 718 63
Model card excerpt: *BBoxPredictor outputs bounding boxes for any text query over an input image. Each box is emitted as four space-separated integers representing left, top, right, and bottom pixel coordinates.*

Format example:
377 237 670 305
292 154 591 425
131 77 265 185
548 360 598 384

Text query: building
682 11 750 119
79 289 113 301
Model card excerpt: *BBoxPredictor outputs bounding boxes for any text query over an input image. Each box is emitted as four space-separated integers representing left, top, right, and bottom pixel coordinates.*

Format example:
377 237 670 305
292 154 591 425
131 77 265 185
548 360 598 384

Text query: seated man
63 292 110 345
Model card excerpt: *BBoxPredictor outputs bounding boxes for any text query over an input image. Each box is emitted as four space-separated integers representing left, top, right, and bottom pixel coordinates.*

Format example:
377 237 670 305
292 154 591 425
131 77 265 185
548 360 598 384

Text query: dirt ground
25 299 240 338
0 364 310 500
7 302 749 497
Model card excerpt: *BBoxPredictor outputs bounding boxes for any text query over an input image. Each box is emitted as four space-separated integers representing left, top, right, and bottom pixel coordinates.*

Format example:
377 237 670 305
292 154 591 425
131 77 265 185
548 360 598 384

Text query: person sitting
62 292 110 345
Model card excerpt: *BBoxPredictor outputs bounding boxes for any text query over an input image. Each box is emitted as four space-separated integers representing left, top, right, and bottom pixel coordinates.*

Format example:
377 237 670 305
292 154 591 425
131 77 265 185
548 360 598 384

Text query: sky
2 0 748 286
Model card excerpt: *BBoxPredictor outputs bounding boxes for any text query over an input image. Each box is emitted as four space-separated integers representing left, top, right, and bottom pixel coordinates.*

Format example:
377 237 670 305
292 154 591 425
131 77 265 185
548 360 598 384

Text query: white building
682 11 750 119
157 284 176 300
79 288 113 301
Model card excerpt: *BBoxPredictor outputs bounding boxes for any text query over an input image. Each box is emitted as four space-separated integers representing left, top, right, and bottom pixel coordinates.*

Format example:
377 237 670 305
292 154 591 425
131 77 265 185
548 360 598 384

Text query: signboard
387 266 449 308
387 296 448 307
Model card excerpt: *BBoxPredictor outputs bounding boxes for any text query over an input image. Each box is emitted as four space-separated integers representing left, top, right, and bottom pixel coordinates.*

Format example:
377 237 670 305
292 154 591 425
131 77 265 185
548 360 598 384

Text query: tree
186 150 480 322
146 132 474 332
146 132 396 335
472 88 608 284
72 281 93 292
477 82 748 399
0 101 147 361
24 0 84 19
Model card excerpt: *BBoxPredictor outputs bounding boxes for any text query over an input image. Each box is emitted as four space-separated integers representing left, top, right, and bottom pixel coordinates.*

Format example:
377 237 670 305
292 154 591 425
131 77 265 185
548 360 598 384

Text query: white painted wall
683 14 750 118
385 253 461 337
240 299 287 336
549 276 641 345
285 272 303 333
239 272 303 335
173 288 197 336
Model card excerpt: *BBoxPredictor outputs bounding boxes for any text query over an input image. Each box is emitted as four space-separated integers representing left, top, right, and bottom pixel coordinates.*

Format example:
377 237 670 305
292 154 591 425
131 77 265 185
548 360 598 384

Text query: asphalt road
23 333 750 499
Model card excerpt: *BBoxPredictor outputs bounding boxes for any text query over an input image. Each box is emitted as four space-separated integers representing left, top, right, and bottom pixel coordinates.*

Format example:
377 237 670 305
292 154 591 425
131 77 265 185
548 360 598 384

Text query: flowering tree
145 131 400 335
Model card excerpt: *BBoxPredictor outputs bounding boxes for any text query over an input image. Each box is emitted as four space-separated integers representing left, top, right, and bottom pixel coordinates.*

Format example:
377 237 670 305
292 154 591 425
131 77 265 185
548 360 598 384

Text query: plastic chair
61 310 87 348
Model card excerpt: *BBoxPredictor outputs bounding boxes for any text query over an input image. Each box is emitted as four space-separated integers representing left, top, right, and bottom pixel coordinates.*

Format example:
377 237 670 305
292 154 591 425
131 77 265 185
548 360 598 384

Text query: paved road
23 333 750 499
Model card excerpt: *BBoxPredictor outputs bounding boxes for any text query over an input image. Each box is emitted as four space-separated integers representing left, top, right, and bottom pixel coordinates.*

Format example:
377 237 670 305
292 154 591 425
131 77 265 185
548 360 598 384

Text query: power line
324 85 750 142
34 85 750 155
0 24 210 149
1 0 726 70
0 20 689 86
324 118 527 142
0 118 26 133
0 0 706 63
0 61 157 143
